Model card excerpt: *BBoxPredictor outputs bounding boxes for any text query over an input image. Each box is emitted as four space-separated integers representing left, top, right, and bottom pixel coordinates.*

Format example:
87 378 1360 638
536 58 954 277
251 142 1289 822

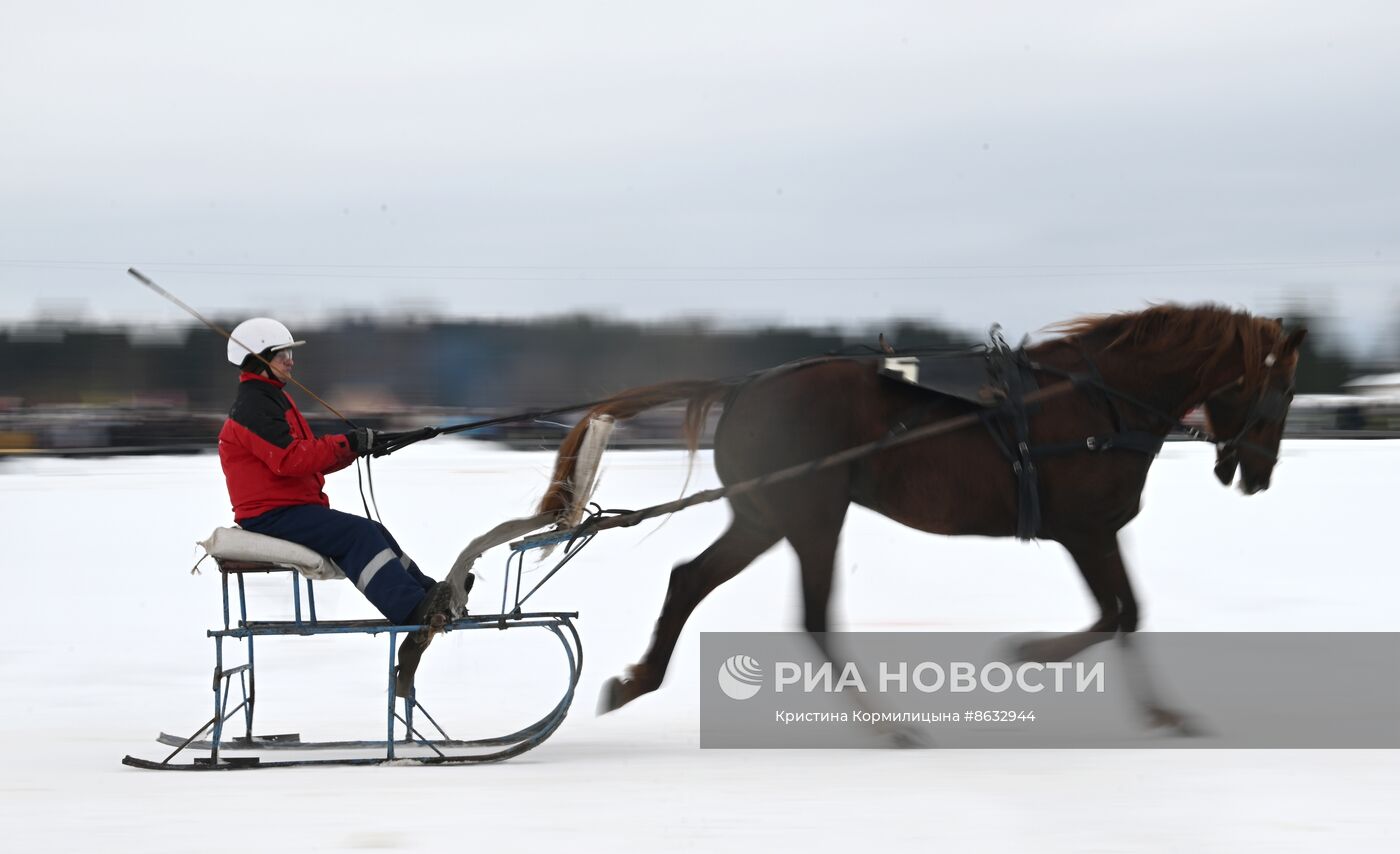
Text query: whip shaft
128 267 356 426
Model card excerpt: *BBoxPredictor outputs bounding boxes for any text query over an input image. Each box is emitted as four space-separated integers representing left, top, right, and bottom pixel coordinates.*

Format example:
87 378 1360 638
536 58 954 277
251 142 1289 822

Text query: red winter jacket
219 372 356 521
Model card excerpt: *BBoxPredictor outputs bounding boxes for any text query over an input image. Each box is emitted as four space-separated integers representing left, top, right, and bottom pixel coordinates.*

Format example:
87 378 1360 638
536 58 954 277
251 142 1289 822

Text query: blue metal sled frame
123 527 586 770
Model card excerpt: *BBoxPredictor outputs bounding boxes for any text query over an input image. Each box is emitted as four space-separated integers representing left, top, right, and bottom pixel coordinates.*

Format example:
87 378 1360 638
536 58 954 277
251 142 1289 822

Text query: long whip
127 267 357 427
130 267 390 522
129 267 655 449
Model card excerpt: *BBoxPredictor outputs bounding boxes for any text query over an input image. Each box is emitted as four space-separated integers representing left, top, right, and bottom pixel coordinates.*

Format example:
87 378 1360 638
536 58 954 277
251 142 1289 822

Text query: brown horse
538 304 1306 714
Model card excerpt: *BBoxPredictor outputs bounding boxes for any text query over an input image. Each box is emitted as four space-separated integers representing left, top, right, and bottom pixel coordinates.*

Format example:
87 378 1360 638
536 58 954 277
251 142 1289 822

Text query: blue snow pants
239 505 437 624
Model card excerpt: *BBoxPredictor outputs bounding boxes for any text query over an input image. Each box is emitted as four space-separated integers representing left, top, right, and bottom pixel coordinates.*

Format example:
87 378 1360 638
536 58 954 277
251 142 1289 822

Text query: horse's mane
1047 303 1285 397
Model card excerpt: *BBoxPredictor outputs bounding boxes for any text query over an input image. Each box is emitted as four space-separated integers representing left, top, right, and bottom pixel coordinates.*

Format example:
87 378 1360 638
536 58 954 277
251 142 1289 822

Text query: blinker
1253 388 1289 423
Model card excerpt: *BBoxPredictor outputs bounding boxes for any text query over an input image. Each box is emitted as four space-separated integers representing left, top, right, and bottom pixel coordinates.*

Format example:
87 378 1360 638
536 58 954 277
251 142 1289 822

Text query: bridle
1030 341 1294 466
1201 349 1293 467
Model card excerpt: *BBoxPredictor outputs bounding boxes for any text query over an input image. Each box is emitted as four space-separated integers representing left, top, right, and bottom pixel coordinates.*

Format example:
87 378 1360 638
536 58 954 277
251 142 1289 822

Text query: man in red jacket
218 317 460 695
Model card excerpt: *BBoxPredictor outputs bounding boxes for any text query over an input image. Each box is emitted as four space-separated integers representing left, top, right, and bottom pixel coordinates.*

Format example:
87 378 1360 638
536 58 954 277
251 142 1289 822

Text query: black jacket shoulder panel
228 381 293 449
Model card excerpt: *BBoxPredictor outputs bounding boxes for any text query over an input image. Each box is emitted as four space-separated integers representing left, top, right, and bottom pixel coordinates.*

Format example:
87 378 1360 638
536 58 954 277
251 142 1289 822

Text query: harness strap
1030 359 1279 465
977 330 1043 540
911 345 1171 541
1003 358 1041 540
1072 340 1127 433
1031 361 1191 432
1032 430 1165 458
1028 351 1174 460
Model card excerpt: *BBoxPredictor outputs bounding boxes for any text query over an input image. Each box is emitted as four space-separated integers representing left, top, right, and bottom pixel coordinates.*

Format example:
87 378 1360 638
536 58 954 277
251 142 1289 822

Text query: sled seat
196 527 348 628
199 527 345 580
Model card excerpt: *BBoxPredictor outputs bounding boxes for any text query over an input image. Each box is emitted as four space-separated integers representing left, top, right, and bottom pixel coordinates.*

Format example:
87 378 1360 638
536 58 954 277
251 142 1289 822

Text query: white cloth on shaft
445 512 557 614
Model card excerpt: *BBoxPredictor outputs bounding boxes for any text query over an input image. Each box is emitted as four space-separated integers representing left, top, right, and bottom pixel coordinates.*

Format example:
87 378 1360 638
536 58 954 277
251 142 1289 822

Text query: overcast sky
2 2 1397 355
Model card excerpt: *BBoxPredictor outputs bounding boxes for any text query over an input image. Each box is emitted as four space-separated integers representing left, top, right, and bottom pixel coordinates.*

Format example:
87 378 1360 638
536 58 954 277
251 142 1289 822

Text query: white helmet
226 317 306 366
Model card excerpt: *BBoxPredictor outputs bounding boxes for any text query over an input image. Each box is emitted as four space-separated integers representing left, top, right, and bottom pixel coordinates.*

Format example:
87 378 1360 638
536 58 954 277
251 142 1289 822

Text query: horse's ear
1283 328 1308 354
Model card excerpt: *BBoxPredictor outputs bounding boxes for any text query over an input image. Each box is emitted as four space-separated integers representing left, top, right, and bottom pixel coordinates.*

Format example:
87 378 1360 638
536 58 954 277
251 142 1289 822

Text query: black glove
346 426 376 457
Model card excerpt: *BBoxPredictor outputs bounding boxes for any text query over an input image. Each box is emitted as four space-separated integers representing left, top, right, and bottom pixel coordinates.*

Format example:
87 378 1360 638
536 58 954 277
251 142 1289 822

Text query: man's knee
344 514 386 540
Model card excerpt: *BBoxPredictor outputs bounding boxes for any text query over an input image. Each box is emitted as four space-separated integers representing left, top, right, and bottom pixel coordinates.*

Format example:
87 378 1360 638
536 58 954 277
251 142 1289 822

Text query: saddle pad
881 352 1000 407
198 527 346 581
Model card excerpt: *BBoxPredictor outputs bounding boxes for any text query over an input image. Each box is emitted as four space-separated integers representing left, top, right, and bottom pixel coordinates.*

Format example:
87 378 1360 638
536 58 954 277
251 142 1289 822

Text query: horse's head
1203 325 1307 494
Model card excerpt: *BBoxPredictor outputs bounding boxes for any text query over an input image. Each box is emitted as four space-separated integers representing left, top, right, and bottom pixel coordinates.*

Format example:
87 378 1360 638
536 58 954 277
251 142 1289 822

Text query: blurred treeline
0 315 977 411
0 309 1378 410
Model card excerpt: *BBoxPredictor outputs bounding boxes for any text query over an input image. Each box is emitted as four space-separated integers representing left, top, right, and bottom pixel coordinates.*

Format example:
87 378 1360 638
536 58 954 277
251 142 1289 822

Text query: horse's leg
1017 532 1130 662
788 505 927 747
790 517 843 635
598 516 779 714
1020 533 1195 733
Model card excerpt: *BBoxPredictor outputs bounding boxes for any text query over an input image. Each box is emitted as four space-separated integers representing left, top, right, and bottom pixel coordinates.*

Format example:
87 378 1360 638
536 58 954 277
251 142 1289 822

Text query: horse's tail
538 379 733 523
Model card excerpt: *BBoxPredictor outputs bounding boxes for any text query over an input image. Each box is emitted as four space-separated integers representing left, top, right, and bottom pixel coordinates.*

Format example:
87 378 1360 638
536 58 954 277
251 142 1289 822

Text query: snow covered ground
1 439 1396 852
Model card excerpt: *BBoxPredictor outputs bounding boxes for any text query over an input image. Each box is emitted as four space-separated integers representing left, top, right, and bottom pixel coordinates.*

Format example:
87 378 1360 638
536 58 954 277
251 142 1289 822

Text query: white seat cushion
198 527 346 581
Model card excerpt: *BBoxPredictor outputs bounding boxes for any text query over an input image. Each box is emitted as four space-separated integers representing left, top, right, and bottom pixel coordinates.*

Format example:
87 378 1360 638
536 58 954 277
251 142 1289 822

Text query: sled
122 526 585 770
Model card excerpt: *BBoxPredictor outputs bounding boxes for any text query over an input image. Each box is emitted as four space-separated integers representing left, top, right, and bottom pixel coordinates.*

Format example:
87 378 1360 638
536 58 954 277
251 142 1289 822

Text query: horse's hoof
597 676 633 715
885 726 933 749
1013 636 1058 663
1145 706 1206 737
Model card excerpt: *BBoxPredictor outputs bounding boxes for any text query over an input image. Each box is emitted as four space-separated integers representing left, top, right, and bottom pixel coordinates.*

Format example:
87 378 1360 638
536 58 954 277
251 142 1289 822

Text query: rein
370 355 891 456
370 396 635 457
1027 350 1284 465
538 343 1290 546
525 380 1086 548
370 336 1284 468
